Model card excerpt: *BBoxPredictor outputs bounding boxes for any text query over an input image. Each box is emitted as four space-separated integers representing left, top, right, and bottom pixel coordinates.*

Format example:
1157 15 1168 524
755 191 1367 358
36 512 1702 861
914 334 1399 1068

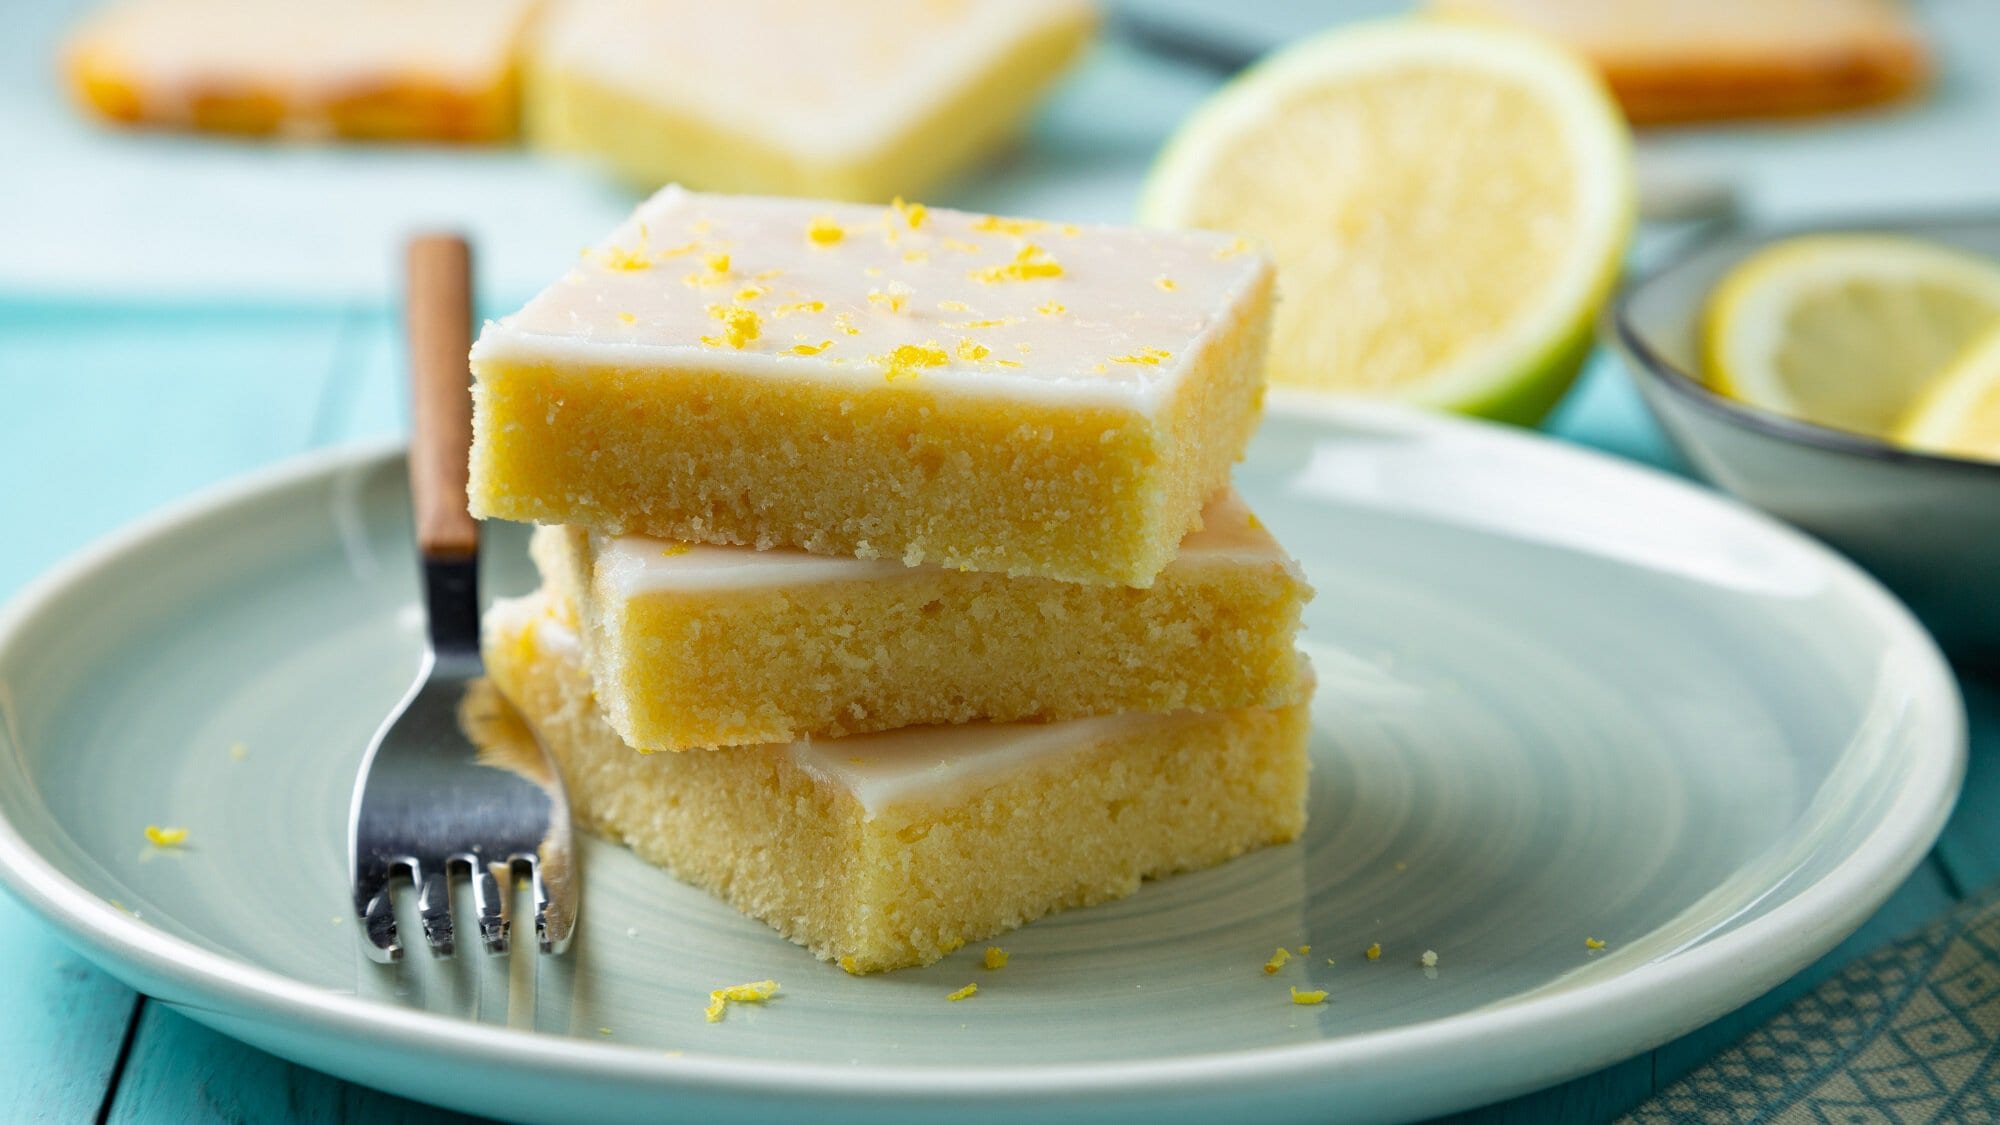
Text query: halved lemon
1139 19 1634 425
1896 323 2000 461
1703 234 2000 437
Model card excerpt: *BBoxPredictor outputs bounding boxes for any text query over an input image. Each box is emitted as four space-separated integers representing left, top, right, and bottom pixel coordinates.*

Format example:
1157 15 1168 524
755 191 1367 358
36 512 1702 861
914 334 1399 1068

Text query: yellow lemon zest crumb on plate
947 983 978 1001
144 825 187 847
1586 937 1607 950
1297 945 1310 955
1263 947 1291 974
228 742 248 761
839 955 861 975
1420 950 1438 968
1365 943 1381 961
1290 987 1328 1006
598 1027 612 1035
983 947 1009 970
704 979 779 1023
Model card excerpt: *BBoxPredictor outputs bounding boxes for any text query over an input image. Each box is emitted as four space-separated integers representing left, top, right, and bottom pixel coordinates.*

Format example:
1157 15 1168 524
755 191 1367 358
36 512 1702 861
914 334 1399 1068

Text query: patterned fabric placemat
1623 883 2000 1123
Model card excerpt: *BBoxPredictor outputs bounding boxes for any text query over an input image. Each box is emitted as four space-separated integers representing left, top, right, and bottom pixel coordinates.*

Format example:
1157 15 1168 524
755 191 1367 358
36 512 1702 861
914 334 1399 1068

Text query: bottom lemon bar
485 591 1311 972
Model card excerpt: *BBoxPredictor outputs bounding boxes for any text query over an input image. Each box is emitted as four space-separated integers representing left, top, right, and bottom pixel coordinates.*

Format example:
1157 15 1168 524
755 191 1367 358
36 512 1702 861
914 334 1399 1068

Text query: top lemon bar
469 187 1276 586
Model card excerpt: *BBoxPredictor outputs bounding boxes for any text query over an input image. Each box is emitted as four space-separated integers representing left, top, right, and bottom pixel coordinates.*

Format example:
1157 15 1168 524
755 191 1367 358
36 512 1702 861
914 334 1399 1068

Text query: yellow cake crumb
789 340 834 356
806 217 845 245
879 342 948 382
970 244 1063 283
1586 937 1607 950
1298 944 1310 955
704 979 779 1023
1263 947 1291 974
839 955 861 975
983 947 1009 970
1365 943 1381 961
1290 987 1328 1005
956 337 991 362
1420 950 1438 968
947 983 978 1001
144 825 187 847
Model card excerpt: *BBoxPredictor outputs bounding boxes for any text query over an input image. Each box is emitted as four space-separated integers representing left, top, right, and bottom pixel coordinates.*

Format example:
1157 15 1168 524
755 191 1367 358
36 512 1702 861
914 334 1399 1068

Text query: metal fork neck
422 553 481 660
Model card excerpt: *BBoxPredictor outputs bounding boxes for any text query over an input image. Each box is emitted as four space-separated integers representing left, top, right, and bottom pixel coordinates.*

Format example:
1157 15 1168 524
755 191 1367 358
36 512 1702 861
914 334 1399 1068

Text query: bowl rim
1610 211 2000 479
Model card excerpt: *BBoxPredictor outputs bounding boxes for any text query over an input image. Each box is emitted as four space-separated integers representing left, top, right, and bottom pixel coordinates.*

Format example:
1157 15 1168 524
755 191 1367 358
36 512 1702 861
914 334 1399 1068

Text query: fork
348 234 578 963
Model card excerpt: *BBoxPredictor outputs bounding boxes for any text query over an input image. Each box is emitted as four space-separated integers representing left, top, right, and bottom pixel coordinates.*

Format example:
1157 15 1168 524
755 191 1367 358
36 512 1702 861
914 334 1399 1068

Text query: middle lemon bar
469 186 1276 586
531 489 1312 753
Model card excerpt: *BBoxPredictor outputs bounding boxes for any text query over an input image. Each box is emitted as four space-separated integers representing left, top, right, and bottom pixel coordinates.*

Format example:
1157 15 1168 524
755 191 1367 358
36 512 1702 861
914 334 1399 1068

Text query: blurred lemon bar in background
484 590 1311 973
1433 0 1930 125
469 187 1276 587
527 487 1313 752
523 0 1095 199
63 0 538 141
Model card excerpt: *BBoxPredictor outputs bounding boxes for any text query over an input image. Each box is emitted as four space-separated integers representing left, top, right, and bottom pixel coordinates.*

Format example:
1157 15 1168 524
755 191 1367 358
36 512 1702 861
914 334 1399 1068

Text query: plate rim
0 402 1967 1110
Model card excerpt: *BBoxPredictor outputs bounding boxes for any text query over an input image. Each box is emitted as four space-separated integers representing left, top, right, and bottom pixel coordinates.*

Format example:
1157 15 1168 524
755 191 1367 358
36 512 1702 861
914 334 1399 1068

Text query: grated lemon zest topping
890 196 928 230
1291 987 1329 1006
834 312 860 336
617 311 637 325
702 305 761 349
941 238 982 254
983 947 1009 970
955 338 990 361
902 249 930 264
145 825 187 847
972 215 1045 236
1263 948 1291 974
735 286 766 302
959 317 1020 329
806 216 845 245
1036 301 1065 316
994 359 1022 368
660 544 690 557
1156 277 1177 291
938 300 970 312
705 253 731 274
598 244 654 271
867 282 913 313
1215 237 1253 260
754 268 784 280
1061 224 1080 237
1365 943 1382 961
775 300 826 316
946 983 978 1002
878 342 948 382
704 979 778 1023
970 244 1063 284
1586 937 1607 950
1110 347 1174 366
789 340 834 356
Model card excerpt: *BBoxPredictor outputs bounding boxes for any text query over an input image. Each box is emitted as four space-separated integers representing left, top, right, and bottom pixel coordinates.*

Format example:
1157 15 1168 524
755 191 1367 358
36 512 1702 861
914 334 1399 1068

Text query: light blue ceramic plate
0 403 1965 1125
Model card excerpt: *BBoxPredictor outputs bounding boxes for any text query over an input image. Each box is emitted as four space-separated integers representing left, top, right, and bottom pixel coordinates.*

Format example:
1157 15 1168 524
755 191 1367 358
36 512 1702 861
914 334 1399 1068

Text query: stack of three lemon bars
472 186 1315 972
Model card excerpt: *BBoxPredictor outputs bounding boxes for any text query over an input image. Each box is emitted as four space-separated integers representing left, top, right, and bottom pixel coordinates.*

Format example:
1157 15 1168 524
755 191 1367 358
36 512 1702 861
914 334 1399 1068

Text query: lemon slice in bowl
1138 19 1634 425
1703 234 2000 437
1896 323 2000 460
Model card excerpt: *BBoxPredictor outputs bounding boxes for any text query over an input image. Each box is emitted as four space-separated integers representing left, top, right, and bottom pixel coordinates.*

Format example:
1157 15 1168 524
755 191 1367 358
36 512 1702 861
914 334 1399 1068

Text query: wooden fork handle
406 234 480 560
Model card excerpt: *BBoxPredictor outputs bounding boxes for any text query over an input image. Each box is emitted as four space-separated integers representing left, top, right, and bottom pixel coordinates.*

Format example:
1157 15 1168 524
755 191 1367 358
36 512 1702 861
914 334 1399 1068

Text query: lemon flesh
1139 19 1634 425
1703 234 2000 437
1896 324 2000 461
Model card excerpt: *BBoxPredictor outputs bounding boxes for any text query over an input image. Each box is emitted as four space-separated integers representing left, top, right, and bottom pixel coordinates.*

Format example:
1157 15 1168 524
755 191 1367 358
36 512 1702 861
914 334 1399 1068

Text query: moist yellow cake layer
64 0 535 141
470 189 1275 586
522 0 1094 199
485 592 1311 972
530 489 1311 751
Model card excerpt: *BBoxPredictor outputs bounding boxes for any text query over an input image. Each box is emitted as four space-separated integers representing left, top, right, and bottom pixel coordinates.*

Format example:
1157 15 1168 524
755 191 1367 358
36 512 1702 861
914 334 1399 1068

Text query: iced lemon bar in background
485 591 1311 972
64 0 538 141
530 489 1311 752
524 0 1095 199
470 187 1276 587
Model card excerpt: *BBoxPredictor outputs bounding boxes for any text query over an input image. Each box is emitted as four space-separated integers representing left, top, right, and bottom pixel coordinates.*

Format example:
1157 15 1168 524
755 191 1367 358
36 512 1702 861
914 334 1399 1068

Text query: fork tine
470 861 508 955
524 855 574 955
357 868 403 964
416 861 456 958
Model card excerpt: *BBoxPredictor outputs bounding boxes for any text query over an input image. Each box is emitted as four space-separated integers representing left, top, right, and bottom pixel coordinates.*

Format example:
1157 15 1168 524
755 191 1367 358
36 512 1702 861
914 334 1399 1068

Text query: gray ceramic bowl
1612 217 2000 665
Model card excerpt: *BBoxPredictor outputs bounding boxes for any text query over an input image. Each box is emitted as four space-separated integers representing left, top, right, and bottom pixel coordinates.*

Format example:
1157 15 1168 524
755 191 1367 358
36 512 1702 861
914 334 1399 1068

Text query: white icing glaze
594 487 1294 595
533 0 1091 159
495 592 1178 816
471 186 1272 413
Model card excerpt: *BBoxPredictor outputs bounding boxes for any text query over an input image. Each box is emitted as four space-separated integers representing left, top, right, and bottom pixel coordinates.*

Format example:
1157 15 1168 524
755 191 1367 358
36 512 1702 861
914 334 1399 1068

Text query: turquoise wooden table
5 1 2000 1121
